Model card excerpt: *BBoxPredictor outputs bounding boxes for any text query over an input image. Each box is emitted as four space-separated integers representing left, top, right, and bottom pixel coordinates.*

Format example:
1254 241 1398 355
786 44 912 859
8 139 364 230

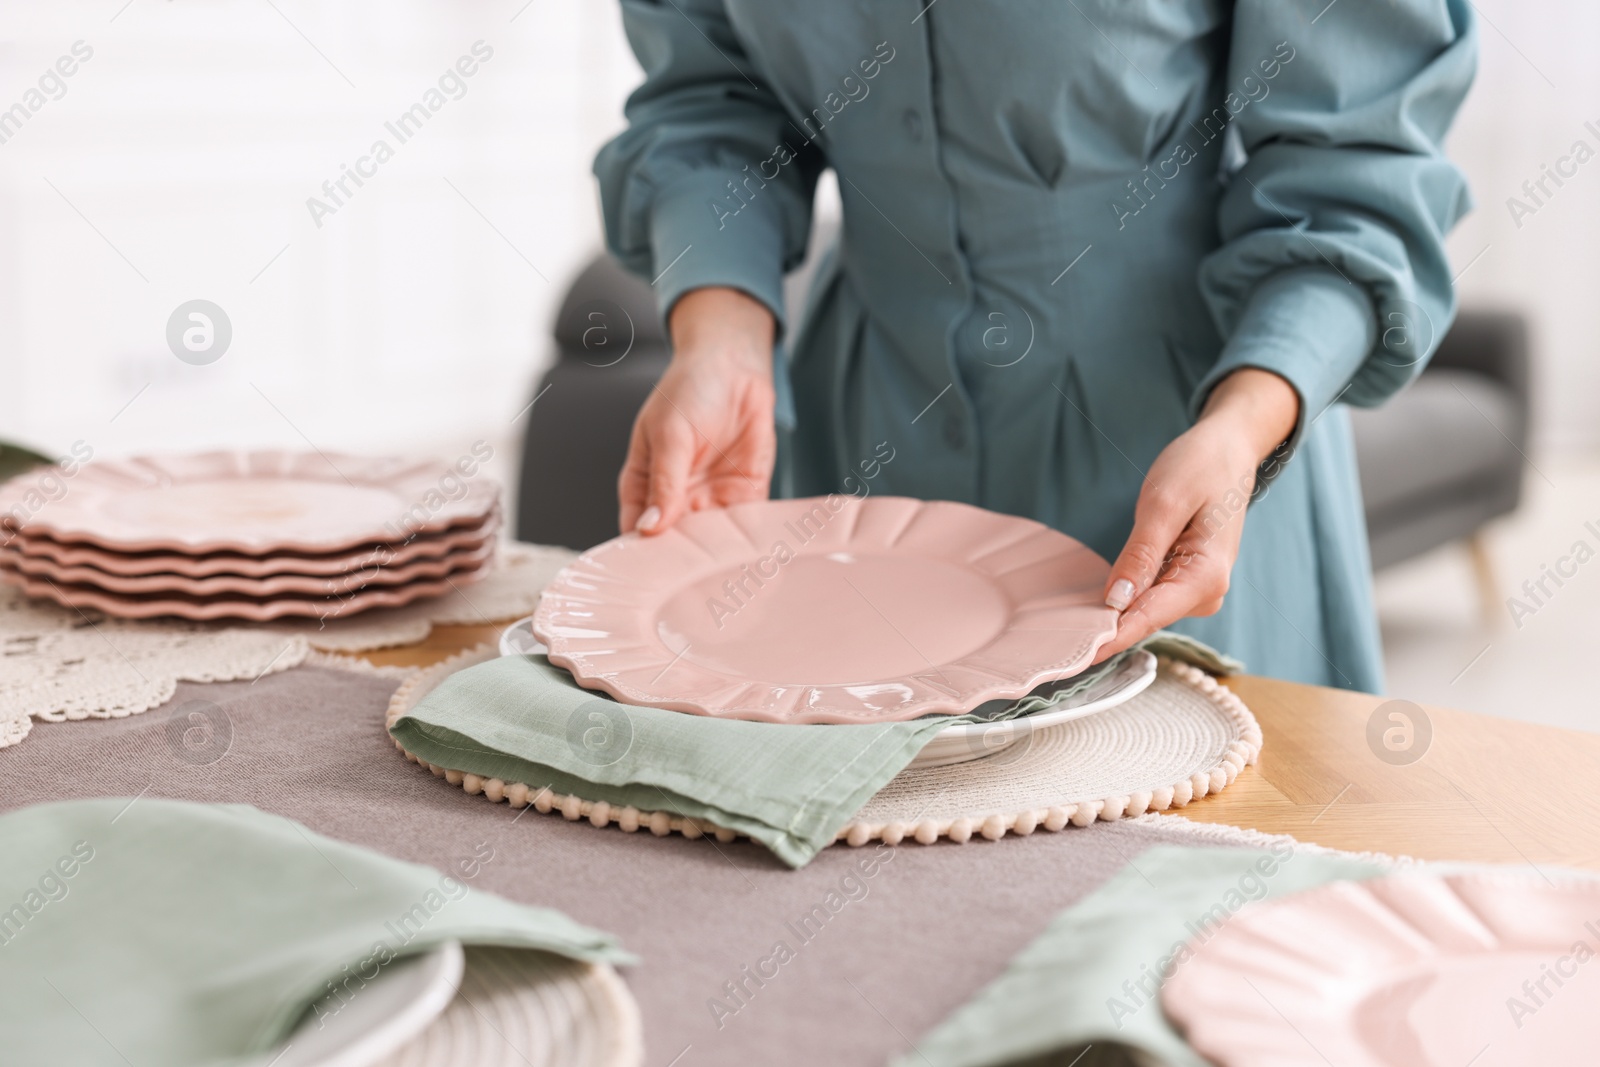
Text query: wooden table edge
356 624 1600 872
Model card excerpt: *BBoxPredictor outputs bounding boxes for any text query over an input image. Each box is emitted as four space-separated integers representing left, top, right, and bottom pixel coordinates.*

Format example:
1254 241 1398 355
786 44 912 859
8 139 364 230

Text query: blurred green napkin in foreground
894 844 1389 1067
0 798 630 1067
389 633 1240 869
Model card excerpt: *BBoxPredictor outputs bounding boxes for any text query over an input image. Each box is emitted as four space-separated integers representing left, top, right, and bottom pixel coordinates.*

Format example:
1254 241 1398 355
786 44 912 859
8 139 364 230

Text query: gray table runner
4 664 1274 1067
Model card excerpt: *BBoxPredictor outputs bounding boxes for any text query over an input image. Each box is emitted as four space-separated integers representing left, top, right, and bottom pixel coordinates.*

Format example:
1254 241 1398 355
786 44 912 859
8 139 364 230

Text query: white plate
500 615 549 657
262 941 464 1067
501 614 1154 767
908 650 1157 768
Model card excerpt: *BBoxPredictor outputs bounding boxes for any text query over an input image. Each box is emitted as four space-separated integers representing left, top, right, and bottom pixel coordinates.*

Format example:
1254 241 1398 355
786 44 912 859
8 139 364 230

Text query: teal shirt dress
594 1 1477 692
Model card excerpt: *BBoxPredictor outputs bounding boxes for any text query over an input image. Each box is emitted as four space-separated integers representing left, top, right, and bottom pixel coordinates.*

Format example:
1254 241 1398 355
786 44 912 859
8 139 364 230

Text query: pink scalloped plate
0 451 499 554
1161 872 1600 1067
0 535 496 597
0 554 488 621
532 496 1119 724
4 509 499 578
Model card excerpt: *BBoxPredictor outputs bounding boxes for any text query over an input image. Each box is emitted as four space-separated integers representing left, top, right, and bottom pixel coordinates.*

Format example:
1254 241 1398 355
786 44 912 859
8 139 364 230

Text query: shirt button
942 411 966 450
902 109 924 141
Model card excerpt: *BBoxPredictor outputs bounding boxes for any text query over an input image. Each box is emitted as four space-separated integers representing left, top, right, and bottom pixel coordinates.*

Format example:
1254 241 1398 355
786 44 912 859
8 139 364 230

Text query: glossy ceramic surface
532 496 1119 724
0 557 487 621
5 510 499 578
499 616 1149 757
0 451 498 553
269 941 463 1067
1161 873 1600 1067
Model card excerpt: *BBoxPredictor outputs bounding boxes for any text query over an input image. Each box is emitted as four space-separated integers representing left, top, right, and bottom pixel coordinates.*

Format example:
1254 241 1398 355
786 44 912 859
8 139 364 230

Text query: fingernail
637 506 661 533
1105 578 1135 611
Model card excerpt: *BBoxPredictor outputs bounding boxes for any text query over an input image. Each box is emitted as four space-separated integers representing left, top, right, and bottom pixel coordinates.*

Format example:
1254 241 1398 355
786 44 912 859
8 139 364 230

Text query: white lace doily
0 542 576 750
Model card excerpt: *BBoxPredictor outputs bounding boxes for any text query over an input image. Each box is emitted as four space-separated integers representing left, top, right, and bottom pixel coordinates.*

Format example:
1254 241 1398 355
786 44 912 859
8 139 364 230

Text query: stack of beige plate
0 451 500 621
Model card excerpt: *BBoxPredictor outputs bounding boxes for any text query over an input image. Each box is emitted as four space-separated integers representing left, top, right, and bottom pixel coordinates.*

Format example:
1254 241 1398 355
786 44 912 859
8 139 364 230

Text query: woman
594 1 1475 691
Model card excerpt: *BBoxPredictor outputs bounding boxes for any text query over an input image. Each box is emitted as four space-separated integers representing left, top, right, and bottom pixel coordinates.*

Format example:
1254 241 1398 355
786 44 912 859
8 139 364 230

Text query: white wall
1 0 1595 466
0 0 639 471
1443 0 1600 454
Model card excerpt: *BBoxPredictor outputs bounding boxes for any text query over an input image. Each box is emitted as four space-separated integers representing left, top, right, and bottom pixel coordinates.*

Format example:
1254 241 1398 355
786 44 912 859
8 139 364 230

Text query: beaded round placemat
387 645 1261 849
839 660 1259 844
374 948 641 1067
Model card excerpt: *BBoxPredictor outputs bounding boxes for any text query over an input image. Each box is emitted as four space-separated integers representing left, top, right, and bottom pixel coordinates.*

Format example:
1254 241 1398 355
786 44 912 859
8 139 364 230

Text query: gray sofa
516 254 674 553
1350 311 1529 573
517 254 1531 602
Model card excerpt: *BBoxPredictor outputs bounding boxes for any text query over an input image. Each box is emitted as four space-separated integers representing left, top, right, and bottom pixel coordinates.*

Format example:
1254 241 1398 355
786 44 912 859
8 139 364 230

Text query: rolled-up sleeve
593 0 823 334
1192 0 1477 455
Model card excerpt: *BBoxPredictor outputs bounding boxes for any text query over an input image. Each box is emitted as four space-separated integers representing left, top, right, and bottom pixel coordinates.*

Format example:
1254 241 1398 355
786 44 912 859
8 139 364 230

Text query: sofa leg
1466 532 1500 628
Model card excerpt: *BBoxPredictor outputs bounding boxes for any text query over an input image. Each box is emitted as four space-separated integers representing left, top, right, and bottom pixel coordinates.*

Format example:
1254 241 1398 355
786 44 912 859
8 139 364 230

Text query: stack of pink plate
0 451 500 621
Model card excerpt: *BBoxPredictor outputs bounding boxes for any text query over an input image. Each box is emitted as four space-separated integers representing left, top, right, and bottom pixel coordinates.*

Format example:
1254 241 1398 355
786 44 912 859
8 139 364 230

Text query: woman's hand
1094 368 1301 660
618 286 777 535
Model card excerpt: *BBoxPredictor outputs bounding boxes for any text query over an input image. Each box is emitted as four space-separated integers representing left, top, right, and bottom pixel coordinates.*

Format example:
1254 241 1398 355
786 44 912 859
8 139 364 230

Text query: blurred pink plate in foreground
0 450 498 554
532 496 1118 724
1161 872 1600 1067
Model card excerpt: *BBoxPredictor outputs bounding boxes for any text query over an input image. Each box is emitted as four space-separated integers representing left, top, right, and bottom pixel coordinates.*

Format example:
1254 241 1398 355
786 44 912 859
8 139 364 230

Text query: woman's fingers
1098 583 1183 658
617 374 776 535
1094 373 1283 657
617 421 652 534
617 405 694 535
637 418 695 535
618 289 778 536
719 396 777 506
1104 482 1192 610
1095 543 1224 659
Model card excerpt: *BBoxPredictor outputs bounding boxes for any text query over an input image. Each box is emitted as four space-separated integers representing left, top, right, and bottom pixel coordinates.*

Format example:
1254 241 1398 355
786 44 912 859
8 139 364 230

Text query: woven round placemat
841 662 1260 844
387 645 1261 848
374 948 641 1067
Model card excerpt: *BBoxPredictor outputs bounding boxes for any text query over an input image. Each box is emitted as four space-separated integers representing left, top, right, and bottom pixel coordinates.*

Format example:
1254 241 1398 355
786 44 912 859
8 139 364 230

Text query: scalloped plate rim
532 496 1119 724
0 536 498 597
1160 871 1600 1067
3 509 500 577
0 450 499 554
497 615 1153 758
0 557 489 620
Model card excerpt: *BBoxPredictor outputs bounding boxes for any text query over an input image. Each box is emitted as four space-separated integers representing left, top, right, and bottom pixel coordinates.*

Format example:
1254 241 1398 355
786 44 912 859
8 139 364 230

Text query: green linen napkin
0 798 631 1067
1135 631 1242 676
891 844 1388 1067
389 634 1239 869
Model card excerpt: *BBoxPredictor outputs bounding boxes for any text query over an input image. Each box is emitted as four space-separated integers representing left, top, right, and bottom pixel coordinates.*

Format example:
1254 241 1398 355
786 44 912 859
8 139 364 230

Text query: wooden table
364 624 1600 873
